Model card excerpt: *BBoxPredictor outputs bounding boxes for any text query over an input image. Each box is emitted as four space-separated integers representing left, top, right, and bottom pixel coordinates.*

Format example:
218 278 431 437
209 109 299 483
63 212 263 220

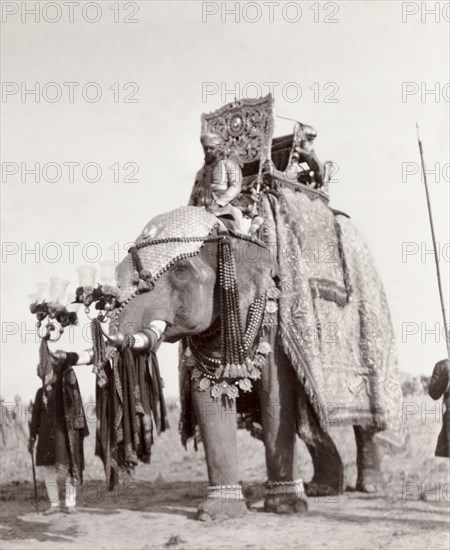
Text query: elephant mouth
162 333 179 344
162 322 200 343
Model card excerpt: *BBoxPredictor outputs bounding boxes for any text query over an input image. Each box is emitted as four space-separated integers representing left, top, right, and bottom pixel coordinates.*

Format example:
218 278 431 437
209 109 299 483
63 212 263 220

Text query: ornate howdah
201 94 274 167
201 94 331 202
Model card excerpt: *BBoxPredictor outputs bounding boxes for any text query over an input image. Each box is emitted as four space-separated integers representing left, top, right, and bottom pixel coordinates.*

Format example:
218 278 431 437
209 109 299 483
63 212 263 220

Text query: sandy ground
1 485 448 550
1 395 449 550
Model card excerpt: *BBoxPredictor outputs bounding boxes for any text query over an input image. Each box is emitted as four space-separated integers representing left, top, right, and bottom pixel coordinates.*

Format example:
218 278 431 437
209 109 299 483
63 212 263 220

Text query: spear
416 123 450 358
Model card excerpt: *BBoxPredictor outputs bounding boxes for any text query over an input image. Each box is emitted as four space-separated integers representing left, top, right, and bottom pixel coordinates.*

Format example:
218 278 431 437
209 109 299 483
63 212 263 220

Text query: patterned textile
117 206 218 302
260 188 403 438
37 339 54 392
29 354 89 482
95 351 169 490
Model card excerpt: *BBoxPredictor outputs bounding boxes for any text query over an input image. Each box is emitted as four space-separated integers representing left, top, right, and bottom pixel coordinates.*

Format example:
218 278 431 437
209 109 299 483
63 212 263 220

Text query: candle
76 265 96 287
49 277 69 301
65 291 81 312
36 282 49 303
99 261 117 285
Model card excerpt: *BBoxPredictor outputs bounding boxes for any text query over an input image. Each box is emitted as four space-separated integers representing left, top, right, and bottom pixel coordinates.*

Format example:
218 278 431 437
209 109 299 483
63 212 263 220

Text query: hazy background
1 0 449 402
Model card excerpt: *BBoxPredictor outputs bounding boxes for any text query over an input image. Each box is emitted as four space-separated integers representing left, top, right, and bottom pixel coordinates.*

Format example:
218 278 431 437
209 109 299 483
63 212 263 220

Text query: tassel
129 246 153 289
137 279 153 293
91 318 108 387
139 268 152 281
131 271 140 285
130 247 144 286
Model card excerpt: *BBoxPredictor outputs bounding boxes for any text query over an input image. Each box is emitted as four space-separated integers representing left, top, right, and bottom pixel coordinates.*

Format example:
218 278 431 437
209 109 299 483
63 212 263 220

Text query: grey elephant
106 190 403 520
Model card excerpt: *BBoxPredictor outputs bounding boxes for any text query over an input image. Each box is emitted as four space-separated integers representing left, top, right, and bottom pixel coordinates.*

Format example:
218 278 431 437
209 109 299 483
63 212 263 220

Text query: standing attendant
28 351 89 515
428 359 450 458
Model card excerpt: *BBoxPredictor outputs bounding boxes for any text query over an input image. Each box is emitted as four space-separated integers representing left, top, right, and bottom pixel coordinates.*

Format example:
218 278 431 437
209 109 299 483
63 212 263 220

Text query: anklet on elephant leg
207 484 245 502
265 479 305 497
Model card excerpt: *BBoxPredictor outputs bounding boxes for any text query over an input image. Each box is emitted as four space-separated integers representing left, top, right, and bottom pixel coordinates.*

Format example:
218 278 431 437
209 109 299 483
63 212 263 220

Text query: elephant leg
305 432 344 497
259 336 307 514
191 385 247 521
354 426 384 493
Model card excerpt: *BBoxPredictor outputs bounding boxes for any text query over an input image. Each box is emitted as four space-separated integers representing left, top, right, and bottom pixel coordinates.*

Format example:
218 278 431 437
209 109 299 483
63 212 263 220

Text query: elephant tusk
98 321 166 351
99 321 111 339
98 321 118 342
133 321 167 351
149 320 167 340
98 322 124 348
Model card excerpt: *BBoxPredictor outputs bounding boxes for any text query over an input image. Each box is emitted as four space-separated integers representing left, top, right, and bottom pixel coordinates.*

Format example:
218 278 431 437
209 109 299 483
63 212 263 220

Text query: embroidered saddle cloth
260 188 403 439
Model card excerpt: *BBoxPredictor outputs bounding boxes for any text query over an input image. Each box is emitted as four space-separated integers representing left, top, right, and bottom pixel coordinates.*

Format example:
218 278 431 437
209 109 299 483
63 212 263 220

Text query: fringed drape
37 339 54 407
95 350 169 490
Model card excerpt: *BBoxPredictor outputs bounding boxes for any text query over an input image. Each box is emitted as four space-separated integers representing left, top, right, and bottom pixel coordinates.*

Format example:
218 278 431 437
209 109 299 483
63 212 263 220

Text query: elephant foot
305 479 343 497
305 463 344 497
264 494 308 514
306 436 344 498
355 470 384 494
196 484 248 521
355 481 377 493
354 426 384 494
264 479 307 514
196 499 248 522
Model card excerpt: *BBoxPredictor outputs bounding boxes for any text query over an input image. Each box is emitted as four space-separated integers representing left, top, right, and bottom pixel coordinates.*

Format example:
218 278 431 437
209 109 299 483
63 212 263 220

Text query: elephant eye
172 261 190 279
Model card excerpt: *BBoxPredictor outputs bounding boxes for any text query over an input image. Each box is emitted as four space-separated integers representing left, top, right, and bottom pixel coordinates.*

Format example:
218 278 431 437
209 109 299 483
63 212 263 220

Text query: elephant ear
231 236 277 308
116 206 220 302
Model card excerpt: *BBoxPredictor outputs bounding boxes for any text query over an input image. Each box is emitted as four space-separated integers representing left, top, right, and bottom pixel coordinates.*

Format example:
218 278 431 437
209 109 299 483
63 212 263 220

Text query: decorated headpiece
117 207 219 301
200 132 224 148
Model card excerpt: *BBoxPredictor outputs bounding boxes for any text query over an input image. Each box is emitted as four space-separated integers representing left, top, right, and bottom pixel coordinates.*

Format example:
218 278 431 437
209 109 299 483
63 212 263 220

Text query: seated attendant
189 132 246 232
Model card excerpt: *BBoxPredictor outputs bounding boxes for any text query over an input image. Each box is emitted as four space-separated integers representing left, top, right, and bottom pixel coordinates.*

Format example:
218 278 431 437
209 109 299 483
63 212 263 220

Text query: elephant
106 198 402 520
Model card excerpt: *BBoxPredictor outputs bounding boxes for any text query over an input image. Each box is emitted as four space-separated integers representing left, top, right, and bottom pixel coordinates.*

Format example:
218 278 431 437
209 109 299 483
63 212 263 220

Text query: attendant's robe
29 353 89 481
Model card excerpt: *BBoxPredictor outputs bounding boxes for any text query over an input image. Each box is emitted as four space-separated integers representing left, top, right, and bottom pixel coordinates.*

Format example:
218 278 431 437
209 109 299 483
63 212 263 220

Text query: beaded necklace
188 293 266 380
113 229 272 398
185 235 272 399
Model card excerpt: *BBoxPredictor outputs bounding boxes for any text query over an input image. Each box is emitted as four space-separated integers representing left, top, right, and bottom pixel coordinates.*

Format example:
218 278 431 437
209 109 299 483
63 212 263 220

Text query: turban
200 132 224 148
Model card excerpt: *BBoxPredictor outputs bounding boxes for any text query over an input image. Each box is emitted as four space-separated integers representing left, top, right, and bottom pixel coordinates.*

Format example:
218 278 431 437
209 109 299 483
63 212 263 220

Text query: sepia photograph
1 1 449 548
